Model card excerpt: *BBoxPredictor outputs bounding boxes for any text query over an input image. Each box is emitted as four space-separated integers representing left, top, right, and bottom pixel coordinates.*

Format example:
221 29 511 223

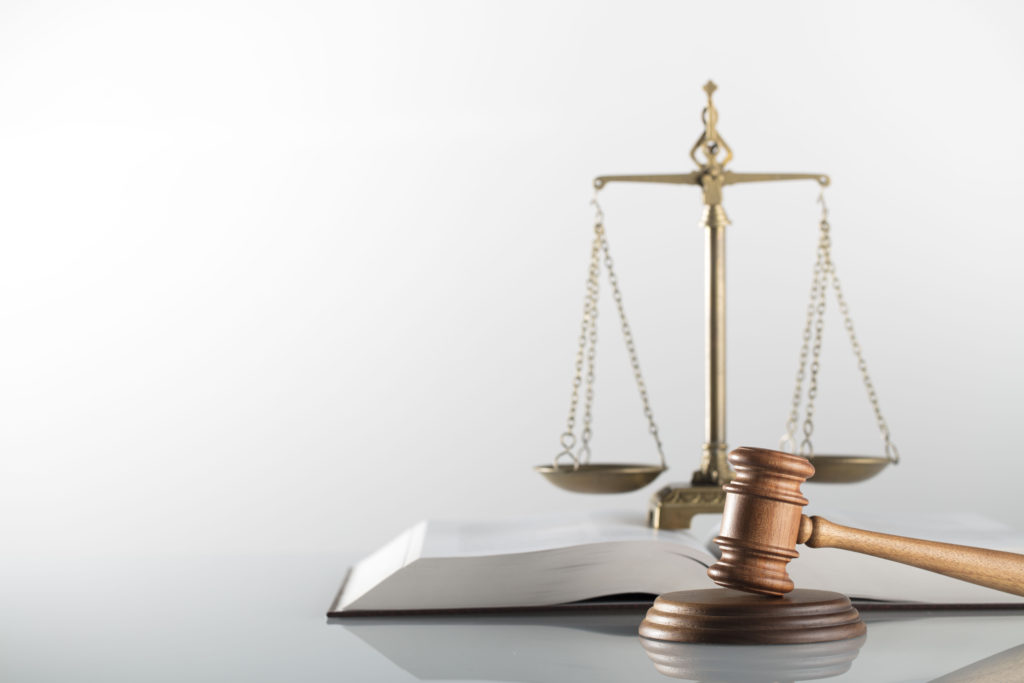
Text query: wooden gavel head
707 447 815 597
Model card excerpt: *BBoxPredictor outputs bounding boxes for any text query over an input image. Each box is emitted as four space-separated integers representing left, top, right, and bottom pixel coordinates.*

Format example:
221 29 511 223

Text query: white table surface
4 551 1024 682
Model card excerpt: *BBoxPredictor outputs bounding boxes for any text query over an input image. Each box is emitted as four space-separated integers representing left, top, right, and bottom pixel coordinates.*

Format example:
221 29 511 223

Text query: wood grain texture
798 515 1024 598
707 446 1024 600
706 447 815 596
638 588 866 644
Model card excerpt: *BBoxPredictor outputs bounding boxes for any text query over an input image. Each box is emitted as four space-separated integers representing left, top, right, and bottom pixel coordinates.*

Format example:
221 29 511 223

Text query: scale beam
724 172 830 187
593 81 830 529
594 173 701 189
595 172 828 190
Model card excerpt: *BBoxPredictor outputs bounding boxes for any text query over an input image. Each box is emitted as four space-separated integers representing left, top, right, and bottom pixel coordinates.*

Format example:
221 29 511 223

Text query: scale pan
534 463 665 494
807 455 889 483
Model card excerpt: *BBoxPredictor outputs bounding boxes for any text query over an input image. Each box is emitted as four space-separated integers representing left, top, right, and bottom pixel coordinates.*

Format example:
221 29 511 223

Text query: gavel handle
798 515 1024 597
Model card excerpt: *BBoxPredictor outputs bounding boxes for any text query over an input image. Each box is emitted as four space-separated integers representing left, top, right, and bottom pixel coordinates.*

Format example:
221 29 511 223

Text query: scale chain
596 216 668 469
819 195 900 464
779 191 899 464
555 193 667 470
780 226 825 453
557 227 602 469
579 234 600 464
801 225 829 457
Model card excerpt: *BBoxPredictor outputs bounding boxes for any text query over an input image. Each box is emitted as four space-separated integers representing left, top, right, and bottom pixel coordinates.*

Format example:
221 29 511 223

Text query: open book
328 510 1024 615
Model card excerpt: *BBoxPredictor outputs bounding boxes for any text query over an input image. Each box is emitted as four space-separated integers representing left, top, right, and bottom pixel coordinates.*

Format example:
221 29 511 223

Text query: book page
418 509 711 562
349 542 713 611
340 521 427 609
335 510 718 612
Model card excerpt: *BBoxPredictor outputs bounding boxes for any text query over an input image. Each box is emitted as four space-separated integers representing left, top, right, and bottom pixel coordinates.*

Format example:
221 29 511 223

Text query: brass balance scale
535 82 900 529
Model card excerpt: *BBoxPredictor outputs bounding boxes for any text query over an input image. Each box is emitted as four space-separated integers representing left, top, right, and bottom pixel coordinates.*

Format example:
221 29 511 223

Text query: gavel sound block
639 447 1024 645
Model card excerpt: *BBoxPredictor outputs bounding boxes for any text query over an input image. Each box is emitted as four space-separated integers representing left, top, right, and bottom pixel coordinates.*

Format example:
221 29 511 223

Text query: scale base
647 483 726 529
639 588 866 645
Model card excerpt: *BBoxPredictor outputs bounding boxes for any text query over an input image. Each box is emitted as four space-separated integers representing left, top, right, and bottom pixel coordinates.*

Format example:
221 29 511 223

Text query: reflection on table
334 608 1024 682
641 635 866 681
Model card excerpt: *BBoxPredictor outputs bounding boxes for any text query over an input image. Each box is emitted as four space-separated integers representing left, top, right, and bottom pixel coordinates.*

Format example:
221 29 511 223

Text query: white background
2 0 1023 561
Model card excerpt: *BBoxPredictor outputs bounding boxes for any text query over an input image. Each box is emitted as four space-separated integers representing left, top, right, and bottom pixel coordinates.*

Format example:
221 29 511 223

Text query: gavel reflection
708 447 1024 598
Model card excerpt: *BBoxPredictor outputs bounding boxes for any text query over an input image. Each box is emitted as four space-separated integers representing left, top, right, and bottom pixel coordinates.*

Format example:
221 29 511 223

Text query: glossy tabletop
4 552 1024 682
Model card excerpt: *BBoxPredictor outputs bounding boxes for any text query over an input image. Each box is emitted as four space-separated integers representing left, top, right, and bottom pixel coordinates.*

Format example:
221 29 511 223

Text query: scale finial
691 80 731 174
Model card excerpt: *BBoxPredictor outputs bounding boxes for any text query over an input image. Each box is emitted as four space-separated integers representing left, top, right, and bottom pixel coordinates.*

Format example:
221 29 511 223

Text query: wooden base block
638 588 866 644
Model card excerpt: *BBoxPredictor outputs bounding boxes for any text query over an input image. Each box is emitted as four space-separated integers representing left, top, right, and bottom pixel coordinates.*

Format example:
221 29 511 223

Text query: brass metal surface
647 484 727 529
695 214 729 487
806 455 890 483
594 81 828 526
535 463 666 494
593 171 829 191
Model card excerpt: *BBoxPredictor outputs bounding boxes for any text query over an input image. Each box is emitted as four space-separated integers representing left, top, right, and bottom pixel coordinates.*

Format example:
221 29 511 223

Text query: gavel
708 447 1024 598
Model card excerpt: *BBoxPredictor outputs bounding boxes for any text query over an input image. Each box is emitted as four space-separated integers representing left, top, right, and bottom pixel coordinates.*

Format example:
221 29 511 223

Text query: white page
341 521 427 609
419 509 711 561
336 510 717 611
348 542 713 610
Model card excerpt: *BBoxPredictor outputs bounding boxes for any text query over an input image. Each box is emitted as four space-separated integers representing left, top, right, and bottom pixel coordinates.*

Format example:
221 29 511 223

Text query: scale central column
646 192 733 529
698 202 731 485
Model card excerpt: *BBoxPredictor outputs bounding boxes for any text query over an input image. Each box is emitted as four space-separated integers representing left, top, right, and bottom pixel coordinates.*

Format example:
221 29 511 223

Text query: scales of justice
536 81 900 529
